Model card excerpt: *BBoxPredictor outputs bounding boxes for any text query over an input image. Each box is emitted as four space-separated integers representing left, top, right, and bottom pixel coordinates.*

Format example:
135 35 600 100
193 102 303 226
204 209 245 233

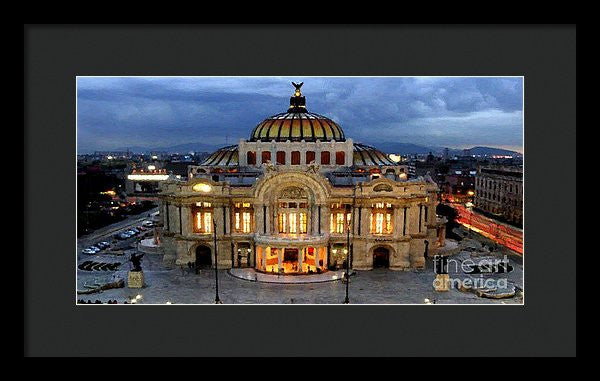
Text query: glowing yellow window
242 212 251 233
235 212 240 230
204 212 212 233
330 213 335 233
299 213 307 234
279 213 287 233
386 213 392 234
375 213 384 234
289 213 297 233
336 213 345 233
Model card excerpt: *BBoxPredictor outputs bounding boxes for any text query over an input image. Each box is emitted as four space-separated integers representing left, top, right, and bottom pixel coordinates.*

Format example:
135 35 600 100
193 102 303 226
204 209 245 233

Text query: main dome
249 82 346 142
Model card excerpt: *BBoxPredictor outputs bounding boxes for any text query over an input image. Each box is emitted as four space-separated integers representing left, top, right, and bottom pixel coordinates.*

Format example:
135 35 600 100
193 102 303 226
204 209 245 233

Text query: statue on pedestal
129 252 145 272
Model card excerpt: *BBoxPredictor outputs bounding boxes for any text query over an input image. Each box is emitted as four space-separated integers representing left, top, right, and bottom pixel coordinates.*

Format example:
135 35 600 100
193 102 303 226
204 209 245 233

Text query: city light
127 174 170 181
192 183 212 193
147 165 156 170
388 153 402 163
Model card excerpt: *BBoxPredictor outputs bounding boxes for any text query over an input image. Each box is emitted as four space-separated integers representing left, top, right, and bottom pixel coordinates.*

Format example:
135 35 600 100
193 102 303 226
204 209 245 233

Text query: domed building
158 83 444 273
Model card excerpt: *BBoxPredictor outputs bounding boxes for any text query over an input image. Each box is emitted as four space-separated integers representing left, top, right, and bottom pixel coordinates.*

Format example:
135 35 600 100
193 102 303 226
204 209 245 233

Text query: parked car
96 242 109 249
81 248 95 255
88 246 101 253
142 220 154 227
100 241 110 247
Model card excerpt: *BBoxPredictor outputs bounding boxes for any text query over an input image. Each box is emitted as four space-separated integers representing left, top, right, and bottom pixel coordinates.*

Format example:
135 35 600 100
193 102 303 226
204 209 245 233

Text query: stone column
393 206 402 238
277 248 282 271
315 248 320 270
181 205 191 236
298 247 304 271
262 246 267 269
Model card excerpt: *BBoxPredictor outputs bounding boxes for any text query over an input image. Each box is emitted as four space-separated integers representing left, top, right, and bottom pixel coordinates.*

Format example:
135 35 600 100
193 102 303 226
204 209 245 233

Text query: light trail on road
451 203 523 255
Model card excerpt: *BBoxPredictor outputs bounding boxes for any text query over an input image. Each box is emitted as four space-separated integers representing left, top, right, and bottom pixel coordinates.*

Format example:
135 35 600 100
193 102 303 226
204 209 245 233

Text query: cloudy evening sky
77 77 523 153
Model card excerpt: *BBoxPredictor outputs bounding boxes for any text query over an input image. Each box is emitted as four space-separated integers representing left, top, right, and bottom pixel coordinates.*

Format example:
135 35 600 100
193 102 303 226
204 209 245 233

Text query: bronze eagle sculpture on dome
292 81 303 90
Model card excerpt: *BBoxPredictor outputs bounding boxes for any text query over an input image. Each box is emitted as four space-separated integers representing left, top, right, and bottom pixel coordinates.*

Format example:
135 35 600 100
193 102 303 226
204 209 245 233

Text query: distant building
474 166 523 226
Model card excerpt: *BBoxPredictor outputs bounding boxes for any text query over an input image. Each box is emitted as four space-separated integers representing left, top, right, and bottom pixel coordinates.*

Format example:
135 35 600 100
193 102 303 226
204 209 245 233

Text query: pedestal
433 273 450 292
128 271 145 288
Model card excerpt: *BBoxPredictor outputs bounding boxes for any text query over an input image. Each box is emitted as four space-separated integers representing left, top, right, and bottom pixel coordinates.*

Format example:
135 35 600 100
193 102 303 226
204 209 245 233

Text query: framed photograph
25 24 576 357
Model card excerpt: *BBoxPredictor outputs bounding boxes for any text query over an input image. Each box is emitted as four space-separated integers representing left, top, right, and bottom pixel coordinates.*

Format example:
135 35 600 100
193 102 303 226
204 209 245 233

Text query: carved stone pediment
279 186 308 199
373 184 393 192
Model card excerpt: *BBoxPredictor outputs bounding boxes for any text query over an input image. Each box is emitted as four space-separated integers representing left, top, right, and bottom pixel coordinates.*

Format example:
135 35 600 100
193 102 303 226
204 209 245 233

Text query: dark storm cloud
77 77 523 153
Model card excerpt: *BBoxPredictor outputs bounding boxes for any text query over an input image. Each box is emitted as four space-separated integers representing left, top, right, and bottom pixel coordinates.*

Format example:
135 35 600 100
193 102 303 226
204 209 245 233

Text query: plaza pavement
77 246 523 305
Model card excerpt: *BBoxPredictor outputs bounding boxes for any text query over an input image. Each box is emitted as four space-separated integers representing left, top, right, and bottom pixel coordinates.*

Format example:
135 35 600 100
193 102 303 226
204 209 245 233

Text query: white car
81 248 95 255
142 220 154 227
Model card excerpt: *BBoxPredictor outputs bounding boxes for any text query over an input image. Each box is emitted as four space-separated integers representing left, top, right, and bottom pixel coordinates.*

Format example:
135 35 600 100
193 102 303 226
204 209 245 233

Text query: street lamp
213 218 221 304
343 187 356 304
344 207 351 304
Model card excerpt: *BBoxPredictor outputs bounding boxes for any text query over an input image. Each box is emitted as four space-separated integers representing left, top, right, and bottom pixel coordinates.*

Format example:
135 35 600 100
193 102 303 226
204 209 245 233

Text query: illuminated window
233 202 253 233
278 213 287 233
289 213 297 233
375 213 384 234
278 195 309 235
300 213 307 233
193 203 213 234
242 212 251 233
370 203 393 235
336 213 345 233
330 204 351 233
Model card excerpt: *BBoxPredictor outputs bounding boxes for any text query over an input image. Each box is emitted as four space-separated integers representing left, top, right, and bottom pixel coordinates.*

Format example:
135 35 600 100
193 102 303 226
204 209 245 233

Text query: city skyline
77 76 524 154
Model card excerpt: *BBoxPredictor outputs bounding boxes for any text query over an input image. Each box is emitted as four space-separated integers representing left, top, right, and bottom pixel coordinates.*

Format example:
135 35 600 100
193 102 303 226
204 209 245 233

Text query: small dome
200 145 238 166
249 82 345 142
353 143 396 166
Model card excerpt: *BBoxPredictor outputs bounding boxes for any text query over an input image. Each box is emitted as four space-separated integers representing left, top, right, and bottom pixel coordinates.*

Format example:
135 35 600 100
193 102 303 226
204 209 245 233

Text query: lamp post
343 188 355 304
344 213 350 304
213 218 221 304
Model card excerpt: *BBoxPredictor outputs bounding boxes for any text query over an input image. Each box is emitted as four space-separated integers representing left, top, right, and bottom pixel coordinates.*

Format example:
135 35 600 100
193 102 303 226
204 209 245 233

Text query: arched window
335 151 345 165
291 151 300 165
247 151 256 165
276 151 286 165
306 151 315 164
261 151 271 164
321 151 330 165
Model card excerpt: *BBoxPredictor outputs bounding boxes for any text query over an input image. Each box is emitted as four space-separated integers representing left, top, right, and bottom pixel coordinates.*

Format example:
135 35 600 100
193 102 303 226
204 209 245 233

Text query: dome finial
288 81 307 113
